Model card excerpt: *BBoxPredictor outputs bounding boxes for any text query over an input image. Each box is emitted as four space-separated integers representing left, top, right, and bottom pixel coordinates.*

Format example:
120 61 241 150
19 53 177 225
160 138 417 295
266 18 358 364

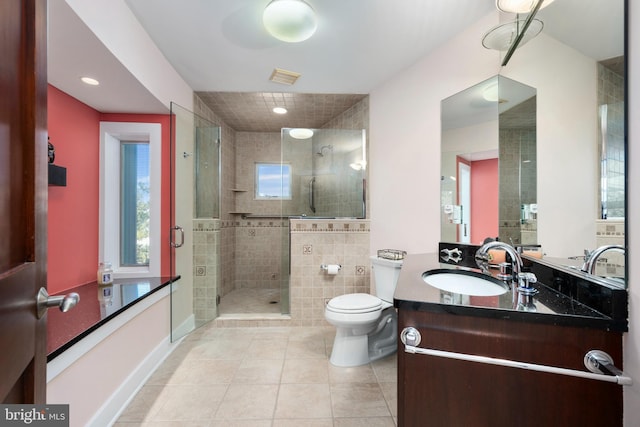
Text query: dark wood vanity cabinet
397 308 624 427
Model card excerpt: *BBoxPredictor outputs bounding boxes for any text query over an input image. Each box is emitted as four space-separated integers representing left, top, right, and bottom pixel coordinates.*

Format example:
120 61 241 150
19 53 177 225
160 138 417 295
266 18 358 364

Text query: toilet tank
370 256 404 303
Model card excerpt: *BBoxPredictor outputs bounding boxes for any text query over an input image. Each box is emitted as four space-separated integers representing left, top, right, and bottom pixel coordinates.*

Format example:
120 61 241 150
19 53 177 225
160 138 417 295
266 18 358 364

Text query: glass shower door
170 102 221 342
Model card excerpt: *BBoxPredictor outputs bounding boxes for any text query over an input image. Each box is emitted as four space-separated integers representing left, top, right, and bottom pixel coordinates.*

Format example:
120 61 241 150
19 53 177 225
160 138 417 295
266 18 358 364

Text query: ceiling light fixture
482 83 499 102
81 76 100 86
482 19 543 51
496 0 556 14
273 107 288 114
289 128 314 139
263 0 318 43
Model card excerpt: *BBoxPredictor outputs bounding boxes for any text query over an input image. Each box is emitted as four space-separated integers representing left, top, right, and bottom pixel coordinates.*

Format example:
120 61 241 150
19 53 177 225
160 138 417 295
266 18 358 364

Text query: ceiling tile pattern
195 92 367 132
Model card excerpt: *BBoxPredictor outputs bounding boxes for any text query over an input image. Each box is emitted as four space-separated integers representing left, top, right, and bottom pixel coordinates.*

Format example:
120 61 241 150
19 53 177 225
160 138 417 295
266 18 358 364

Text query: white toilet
325 255 403 367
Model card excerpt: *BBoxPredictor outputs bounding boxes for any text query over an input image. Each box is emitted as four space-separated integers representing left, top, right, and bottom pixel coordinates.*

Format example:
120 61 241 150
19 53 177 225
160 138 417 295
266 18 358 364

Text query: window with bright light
255 163 291 199
120 142 150 266
100 122 161 278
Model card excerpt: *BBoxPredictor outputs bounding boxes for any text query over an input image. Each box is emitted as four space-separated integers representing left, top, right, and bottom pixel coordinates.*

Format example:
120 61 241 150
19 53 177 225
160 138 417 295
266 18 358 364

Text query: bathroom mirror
441 75 536 246
441 0 626 284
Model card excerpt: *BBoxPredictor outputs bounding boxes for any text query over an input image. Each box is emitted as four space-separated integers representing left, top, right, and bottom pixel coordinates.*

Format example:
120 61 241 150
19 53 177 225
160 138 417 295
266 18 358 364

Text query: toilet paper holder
320 264 341 272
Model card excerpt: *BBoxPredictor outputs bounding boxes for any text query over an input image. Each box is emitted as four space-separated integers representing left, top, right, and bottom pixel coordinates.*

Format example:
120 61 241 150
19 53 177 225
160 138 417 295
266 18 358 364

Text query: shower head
316 145 333 156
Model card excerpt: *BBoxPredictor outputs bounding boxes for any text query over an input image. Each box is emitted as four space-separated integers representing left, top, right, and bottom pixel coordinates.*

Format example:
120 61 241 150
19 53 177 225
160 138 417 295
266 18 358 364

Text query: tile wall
290 219 371 326
597 60 625 219
193 219 221 323
499 127 537 245
595 219 625 278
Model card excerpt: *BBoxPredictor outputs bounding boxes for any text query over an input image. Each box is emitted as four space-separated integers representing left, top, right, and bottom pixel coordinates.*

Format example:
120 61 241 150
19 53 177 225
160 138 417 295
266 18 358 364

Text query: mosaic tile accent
291 219 371 233
595 220 625 277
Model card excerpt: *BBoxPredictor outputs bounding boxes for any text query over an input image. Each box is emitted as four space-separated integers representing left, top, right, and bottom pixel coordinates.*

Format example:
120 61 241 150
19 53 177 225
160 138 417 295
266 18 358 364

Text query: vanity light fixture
81 76 100 86
263 0 318 43
496 0 556 14
289 128 314 139
273 107 288 114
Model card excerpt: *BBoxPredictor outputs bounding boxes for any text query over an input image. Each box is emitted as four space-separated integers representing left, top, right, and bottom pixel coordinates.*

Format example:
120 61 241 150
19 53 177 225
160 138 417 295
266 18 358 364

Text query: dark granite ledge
47 276 179 361
394 250 628 333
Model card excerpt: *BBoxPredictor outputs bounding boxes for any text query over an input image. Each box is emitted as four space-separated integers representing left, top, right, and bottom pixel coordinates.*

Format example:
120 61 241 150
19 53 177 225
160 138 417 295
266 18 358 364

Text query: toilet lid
327 293 382 314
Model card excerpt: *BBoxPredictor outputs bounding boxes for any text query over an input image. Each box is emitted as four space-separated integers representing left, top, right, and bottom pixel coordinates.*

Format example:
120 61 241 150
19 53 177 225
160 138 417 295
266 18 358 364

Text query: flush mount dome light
496 0 556 13
483 83 499 102
273 107 288 114
289 128 314 139
263 0 318 43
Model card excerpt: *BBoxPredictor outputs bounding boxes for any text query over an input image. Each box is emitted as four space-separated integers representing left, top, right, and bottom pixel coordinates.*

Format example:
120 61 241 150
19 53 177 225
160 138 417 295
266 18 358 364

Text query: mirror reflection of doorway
457 159 471 243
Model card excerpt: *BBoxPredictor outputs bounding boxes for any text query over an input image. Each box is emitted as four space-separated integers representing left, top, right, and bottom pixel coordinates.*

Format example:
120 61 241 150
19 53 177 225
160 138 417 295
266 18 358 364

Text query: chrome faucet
475 241 537 295
475 241 522 280
580 245 625 275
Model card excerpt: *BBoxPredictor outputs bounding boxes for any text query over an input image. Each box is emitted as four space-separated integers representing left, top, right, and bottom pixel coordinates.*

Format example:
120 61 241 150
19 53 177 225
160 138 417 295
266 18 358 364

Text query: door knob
36 287 80 319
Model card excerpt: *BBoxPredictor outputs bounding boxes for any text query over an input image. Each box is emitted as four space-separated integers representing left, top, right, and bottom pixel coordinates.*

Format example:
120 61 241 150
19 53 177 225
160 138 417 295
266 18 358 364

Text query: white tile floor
114 325 398 426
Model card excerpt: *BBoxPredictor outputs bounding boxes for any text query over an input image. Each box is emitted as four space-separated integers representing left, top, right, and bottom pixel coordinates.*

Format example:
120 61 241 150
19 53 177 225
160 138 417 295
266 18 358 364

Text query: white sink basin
422 269 509 296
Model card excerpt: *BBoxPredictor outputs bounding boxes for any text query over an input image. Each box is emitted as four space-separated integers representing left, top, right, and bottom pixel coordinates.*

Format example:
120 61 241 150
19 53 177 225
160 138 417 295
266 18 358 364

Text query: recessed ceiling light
273 107 288 114
81 77 100 86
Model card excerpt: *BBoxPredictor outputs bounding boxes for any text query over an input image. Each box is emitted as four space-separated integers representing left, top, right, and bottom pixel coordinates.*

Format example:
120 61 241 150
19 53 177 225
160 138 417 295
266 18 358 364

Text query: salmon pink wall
47 85 171 294
47 85 100 294
470 158 498 244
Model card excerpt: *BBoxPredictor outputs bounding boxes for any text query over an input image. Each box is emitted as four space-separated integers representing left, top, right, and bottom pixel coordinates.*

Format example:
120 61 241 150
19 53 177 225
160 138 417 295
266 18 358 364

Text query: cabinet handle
400 328 632 386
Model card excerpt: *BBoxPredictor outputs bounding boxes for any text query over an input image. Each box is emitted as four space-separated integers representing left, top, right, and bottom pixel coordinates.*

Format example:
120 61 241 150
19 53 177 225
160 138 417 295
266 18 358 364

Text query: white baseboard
88 333 183 427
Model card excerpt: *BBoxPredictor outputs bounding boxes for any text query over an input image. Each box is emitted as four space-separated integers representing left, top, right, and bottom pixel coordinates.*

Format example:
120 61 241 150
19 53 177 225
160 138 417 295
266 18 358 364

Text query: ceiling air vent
269 68 301 85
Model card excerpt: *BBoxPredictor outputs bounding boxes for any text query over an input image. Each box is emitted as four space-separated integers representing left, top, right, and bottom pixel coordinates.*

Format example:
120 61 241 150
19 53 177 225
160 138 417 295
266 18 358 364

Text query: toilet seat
326 293 382 314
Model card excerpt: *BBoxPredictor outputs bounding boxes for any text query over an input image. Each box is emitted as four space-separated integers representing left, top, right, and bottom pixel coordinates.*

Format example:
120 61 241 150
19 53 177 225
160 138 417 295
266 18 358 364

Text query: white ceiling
47 0 624 123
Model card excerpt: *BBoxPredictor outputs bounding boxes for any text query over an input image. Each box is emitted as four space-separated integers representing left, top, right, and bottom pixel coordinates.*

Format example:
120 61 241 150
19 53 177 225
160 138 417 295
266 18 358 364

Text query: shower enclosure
169 109 367 339
598 59 625 220
170 102 221 342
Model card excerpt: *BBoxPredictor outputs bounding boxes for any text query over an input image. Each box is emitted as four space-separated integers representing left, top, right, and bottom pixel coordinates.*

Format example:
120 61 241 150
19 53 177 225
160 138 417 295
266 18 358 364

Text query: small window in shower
255 163 291 200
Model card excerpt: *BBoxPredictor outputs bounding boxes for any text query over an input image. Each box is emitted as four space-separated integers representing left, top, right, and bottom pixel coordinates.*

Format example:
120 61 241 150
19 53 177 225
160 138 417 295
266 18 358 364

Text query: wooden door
0 0 48 403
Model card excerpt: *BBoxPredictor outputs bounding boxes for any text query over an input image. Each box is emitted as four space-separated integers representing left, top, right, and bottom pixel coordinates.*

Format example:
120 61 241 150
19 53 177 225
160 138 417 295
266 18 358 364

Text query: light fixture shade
263 0 318 43
289 128 314 139
496 0 556 14
482 19 543 51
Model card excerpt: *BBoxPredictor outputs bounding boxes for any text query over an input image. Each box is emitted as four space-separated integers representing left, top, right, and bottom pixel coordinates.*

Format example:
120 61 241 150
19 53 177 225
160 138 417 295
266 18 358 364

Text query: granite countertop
47 276 177 361
393 253 627 332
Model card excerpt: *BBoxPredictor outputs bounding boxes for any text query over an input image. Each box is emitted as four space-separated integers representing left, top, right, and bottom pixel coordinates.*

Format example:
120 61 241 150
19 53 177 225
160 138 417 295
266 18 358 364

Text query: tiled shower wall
193 94 372 326
234 219 287 290
498 127 537 245
194 95 237 298
192 219 220 323
290 219 371 326
597 60 625 219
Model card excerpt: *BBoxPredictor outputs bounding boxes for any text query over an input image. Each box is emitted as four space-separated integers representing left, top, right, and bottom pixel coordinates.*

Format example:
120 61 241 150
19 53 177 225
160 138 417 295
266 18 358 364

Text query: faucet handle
518 272 538 295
